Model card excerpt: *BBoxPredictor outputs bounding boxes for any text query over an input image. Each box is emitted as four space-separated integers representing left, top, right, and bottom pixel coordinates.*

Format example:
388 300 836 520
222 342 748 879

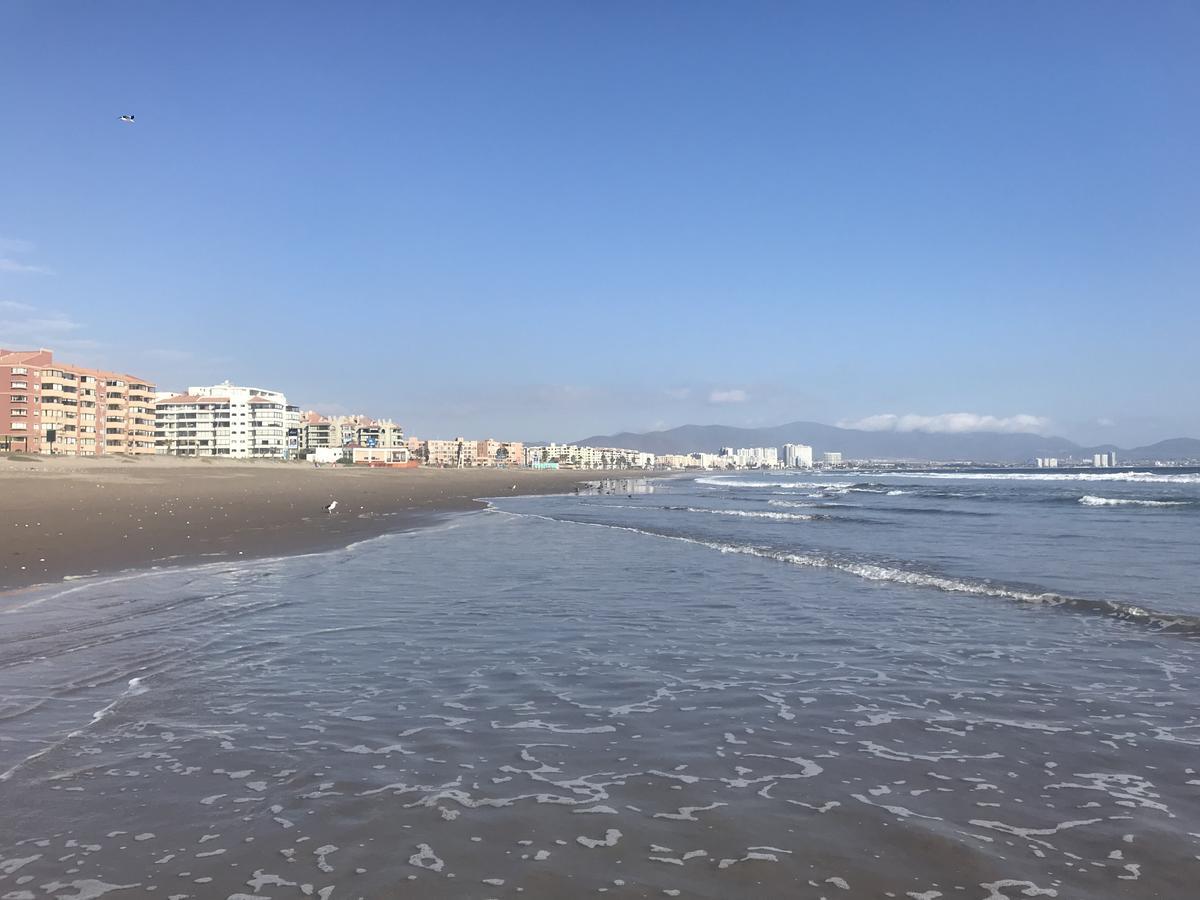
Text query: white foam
679 507 815 521
696 477 853 489
1078 495 1189 507
878 471 1200 484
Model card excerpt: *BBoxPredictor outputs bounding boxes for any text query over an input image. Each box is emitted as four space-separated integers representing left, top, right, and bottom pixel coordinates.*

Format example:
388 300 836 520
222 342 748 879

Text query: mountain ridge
573 421 1200 463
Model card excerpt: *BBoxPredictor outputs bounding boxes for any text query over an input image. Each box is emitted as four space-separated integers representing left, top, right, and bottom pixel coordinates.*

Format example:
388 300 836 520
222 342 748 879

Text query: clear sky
2 2 1196 446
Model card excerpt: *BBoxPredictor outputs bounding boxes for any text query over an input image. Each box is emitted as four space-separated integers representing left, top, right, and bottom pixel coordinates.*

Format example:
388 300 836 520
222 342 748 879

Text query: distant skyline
2 2 1197 446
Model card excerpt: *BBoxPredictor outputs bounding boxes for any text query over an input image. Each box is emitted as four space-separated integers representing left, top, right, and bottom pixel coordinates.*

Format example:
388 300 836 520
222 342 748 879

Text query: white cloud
0 301 84 343
0 258 50 274
838 412 1050 434
0 238 50 274
709 388 748 404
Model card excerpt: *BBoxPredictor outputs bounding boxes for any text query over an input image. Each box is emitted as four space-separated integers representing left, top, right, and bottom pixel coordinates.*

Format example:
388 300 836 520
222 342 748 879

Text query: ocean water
2 470 1200 899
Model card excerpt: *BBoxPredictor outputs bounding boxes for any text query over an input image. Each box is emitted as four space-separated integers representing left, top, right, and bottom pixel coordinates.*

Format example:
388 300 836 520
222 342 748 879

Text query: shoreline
0 456 636 593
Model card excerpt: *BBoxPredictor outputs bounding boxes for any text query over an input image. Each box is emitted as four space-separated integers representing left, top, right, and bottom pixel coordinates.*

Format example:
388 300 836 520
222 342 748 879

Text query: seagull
324 500 338 514
119 114 135 123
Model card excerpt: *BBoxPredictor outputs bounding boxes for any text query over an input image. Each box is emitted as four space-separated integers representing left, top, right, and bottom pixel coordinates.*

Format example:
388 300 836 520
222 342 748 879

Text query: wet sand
0 455 611 591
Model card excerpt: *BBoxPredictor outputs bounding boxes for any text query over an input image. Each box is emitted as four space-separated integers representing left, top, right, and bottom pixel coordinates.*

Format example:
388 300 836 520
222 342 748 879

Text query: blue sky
2 2 1197 446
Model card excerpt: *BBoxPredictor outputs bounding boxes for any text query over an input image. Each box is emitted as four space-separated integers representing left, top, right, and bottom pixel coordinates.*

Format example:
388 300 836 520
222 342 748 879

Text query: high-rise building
822 451 843 465
155 382 300 458
1 348 156 455
783 443 814 468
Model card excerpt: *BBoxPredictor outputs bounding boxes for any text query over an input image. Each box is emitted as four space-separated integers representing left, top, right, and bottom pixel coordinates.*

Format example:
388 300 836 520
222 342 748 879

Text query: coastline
0 456 627 593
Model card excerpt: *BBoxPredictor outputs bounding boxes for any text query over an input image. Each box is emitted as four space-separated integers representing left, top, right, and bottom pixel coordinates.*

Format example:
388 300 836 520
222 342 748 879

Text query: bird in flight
119 114 135 124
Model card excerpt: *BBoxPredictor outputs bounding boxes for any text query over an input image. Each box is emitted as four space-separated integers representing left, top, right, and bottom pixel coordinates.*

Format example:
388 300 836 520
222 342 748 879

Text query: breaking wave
668 506 817 522
511 512 1200 637
1078 495 1190 508
695 477 853 489
882 471 1200 484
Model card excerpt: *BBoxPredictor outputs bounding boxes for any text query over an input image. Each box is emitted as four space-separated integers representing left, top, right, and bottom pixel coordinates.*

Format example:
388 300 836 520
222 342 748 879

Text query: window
11 422 26 430
11 381 28 389
11 367 27 375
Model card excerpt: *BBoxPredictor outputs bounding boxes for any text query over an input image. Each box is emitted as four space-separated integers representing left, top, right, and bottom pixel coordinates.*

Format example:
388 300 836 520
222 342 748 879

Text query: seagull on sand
324 500 338 514
119 114 135 123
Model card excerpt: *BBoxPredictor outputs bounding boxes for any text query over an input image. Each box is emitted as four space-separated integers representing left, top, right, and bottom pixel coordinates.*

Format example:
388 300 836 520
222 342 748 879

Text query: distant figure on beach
324 500 338 514
119 114 135 123
511 484 517 490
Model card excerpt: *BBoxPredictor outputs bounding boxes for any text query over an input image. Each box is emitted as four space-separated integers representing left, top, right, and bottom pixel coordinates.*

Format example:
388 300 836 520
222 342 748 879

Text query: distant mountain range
575 421 1200 463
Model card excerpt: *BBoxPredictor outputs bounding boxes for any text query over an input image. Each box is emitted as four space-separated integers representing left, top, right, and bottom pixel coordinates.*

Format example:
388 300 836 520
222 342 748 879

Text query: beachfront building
351 445 413 466
822 451 844 465
155 381 301 458
524 443 656 469
408 437 478 467
476 439 525 467
656 452 722 469
299 412 404 452
1092 451 1117 468
721 446 779 468
1 347 156 455
402 437 526 467
1035 457 1059 468
783 443 814 468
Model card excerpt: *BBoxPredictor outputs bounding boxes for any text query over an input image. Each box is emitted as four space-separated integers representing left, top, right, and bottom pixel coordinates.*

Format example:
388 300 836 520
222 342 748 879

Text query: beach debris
119 114 135 123
324 500 338 514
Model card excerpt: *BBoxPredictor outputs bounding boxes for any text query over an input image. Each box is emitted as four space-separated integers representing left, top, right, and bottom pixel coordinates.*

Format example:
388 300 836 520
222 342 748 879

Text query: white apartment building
822 451 844 465
524 443 655 469
729 447 779 468
1035 457 1059 468
782 443 814 468
156 382 301 458
1092 451 1118 468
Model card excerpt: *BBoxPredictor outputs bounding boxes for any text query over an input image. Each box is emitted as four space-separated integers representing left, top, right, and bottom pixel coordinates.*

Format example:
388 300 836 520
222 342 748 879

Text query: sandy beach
0 455 614 592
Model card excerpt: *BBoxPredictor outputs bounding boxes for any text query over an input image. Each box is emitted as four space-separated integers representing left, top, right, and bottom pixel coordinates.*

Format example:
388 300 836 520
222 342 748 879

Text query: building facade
523 443 656 469
1 348 156 455
782 443 814 468
298 412 404 452
156 382 301 458
476 439 525 467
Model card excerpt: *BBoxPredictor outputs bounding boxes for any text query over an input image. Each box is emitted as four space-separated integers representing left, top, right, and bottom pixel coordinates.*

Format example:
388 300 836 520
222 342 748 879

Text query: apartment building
419 437 478 467
156 382 301 458
298 412 404 452
523 443 656 469
782 443 814 468
1 348 156 455
476 439 524 467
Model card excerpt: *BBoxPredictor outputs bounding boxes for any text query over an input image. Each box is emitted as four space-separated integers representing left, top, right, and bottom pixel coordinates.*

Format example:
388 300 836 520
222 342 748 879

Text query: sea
2 468 1200 899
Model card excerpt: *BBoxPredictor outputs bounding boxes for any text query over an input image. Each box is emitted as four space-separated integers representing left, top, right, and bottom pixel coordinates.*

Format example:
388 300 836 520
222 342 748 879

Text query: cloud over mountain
837 413 1050 434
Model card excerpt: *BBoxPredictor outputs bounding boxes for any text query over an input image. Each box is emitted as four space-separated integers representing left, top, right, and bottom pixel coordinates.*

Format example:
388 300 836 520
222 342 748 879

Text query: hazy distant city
5 346 1196 470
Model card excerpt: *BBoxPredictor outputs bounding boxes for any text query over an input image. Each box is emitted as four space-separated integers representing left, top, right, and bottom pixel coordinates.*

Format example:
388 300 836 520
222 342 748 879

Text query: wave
669 506 817 521
506 512 1200 637
695 477 853 489
768 499 858 509
1078 495 1190 508
879 471 1200 484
